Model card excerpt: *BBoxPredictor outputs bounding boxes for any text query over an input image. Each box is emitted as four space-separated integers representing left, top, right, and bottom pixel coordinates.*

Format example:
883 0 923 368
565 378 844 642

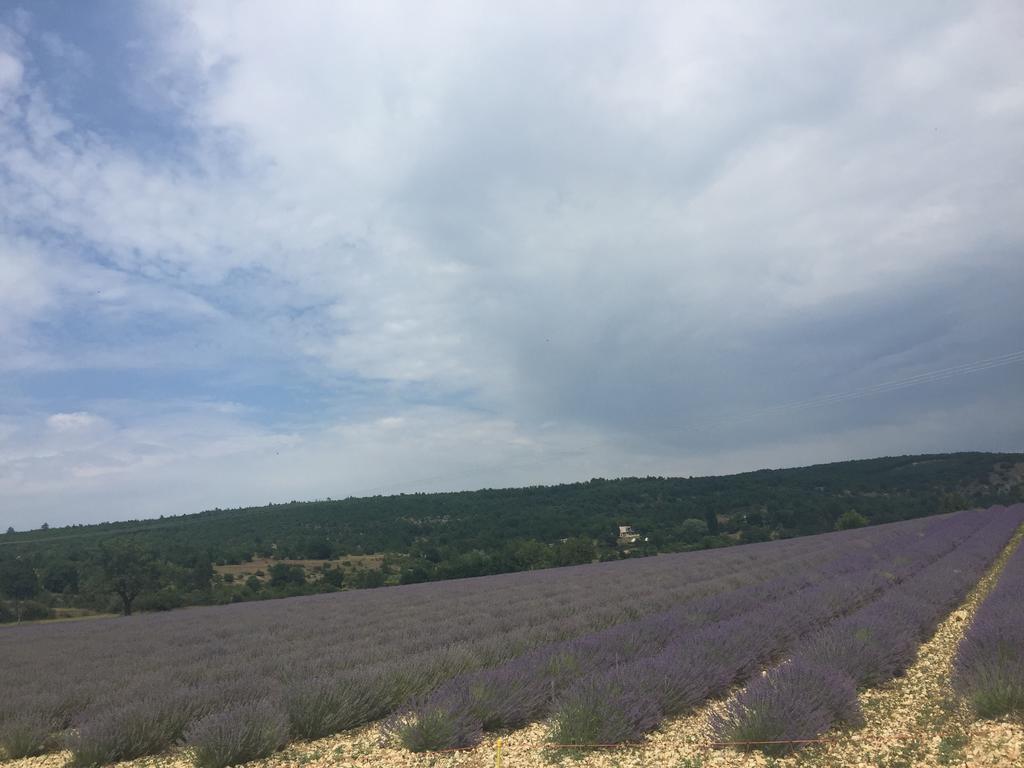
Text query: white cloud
0 237 54 333
6 3 1020 388
0 48 21 94
46 412 105 431
3 390 1022 529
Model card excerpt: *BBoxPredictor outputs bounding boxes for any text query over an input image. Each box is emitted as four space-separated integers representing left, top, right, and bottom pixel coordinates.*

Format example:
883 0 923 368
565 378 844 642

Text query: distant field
212 554 386 580
1 505 1022 768
15 609 119 626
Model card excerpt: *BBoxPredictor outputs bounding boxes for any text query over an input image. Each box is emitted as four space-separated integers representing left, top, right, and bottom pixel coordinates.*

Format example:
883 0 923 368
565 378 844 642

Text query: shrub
320 567 344 588
636 643 733 717
0 712 56 759
475 665 550 730
801 620 917 689
956 651 1024 718
382 693 482 752
710 660 862 756
376 660 444 709
17 600 53 621
549 670 661 746
540 646 589 688
0 687 97 759
186 700 288 768
135 589 186 612
433 660 550 732
836 511 869 530
284 673 387 739
268 563 305 588
68 697 198 767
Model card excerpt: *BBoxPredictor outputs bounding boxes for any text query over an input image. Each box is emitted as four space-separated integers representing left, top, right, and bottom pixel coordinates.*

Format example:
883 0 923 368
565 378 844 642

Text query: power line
679 348 1024 433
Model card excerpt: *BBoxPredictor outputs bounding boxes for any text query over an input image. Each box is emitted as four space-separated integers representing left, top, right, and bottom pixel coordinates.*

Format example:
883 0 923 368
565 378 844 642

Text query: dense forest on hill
2 452 1022 621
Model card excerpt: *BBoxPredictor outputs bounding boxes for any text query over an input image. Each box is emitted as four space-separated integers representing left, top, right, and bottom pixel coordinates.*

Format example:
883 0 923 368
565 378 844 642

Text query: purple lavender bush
0 712 57 759
284 672 388 739
710 659 862 756
67 691 207 767
549 668 661 746
800 613 919 689
632 642 733 718
382 691 483 752
185 700 289 768
0 687 97 759
441 660 551 731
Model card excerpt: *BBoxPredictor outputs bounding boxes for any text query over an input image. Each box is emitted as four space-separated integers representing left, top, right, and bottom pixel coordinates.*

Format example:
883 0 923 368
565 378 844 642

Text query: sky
1 1 1023 530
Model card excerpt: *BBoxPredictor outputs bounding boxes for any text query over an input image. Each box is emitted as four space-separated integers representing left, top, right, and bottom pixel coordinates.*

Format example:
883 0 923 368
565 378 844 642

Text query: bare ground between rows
6 526 1024 768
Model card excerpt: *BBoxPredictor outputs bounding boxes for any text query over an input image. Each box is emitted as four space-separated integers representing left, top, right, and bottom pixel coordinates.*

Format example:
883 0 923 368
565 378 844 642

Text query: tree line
2 452 1021 621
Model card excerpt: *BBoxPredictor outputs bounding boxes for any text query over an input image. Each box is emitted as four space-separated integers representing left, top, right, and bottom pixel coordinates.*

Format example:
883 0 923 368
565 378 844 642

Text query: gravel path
6 524 1022 768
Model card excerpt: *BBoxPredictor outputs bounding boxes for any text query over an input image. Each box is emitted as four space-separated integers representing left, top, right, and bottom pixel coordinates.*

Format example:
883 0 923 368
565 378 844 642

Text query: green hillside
2 452 1022 620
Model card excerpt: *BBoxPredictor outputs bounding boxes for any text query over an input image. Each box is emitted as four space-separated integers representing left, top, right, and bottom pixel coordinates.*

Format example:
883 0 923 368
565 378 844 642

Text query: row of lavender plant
0 521 887 765
712 504 1024 754
388 508 996 749
952 520 1024 718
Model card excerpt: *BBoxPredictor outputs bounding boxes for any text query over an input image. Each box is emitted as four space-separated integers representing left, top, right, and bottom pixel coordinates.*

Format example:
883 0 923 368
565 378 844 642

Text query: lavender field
404 504 1024 750
953 514 1024 719
710 503 1024 753
1 506 1022 767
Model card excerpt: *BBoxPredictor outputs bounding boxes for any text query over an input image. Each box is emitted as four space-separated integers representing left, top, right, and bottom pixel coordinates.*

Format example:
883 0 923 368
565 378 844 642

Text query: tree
703 509 720 535
554 537 596 566
507 539 550 570
0 558 39 622
940 492 968 514
835 510 869 530
678 518 709 544
186 554 214 592
268 563 305 588
303 538 334 560
42 561 80 594
349 568 386 588
99 541 159 616
320 566 345 588
398 563 430 585
740 526 772 543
